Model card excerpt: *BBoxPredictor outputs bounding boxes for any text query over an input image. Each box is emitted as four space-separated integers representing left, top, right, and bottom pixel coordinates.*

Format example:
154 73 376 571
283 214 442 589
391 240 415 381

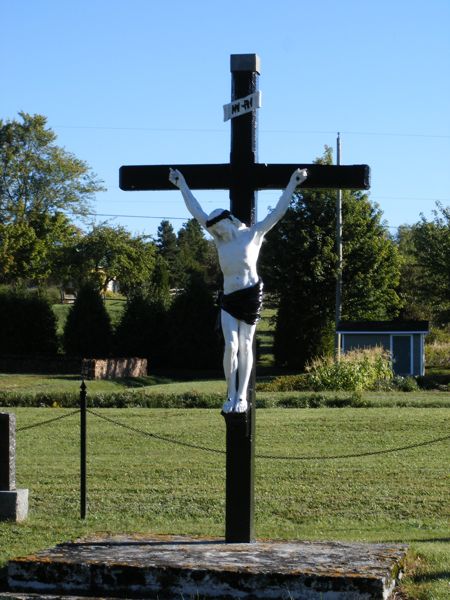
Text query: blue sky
2 0 449 238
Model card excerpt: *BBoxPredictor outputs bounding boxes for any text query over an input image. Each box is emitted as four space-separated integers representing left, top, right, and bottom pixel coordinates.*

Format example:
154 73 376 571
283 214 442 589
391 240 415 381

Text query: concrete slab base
0 490 28 522
7 534 408 599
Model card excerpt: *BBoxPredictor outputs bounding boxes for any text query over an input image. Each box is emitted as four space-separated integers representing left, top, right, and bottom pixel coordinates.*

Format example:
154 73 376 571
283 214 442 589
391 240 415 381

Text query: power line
100 193 450 204
75 212 417 231
55 125 227 133
85 212 187 221
53 124 450 140
375 196 449 202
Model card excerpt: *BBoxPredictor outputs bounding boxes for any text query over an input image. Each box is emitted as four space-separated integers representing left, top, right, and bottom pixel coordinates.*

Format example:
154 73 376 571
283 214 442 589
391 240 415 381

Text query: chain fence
14 404 450 461
86 408 450 461
86 408 226 455
16 409 80 432
10 387 449 523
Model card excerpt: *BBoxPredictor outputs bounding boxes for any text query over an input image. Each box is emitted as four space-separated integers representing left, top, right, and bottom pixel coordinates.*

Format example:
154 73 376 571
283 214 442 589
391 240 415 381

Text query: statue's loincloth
221 281 263 325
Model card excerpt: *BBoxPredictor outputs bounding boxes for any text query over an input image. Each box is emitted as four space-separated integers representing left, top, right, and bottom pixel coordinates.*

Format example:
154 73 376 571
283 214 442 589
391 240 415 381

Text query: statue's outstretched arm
254 168 307 235
169 168 208 228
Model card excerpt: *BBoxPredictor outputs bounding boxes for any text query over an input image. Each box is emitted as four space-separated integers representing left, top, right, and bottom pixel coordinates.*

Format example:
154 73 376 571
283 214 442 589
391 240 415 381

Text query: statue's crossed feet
222 398 248 413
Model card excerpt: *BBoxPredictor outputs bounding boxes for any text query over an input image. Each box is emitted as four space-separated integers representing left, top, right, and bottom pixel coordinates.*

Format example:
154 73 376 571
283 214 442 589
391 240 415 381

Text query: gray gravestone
0 413 28 521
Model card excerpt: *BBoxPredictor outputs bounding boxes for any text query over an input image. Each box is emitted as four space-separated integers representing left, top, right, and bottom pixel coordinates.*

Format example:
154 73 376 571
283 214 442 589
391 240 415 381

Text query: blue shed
336 321 429 376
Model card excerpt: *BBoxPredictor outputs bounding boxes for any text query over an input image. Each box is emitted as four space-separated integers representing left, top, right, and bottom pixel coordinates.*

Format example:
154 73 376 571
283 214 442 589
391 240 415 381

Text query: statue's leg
221 310 239 412
234 322 257 413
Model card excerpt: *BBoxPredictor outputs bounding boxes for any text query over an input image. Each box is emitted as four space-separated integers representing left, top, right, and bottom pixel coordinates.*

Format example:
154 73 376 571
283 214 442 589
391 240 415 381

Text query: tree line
1 113 448 370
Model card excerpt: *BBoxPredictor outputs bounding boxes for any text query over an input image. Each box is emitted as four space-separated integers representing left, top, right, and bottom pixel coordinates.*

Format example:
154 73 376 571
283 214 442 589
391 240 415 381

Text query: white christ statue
169 167 308 413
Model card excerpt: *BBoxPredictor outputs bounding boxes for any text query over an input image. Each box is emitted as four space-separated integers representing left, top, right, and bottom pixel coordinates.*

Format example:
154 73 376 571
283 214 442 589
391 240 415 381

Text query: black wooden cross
119 54 370 544
119 56 369 225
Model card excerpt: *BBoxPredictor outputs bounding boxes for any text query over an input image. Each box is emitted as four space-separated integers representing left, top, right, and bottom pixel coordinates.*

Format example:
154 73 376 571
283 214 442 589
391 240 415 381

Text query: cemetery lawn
0 407 449 598
0 373 178 395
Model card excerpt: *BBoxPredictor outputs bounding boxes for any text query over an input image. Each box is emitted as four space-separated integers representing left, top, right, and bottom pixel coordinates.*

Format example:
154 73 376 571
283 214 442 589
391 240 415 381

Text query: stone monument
0 413 28 522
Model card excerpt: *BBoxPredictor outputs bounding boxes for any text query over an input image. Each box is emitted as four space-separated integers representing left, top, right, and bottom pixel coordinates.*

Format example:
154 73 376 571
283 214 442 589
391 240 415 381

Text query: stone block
7 534 408 598
0 413 16 491
0 489 28 522
81 357 147 380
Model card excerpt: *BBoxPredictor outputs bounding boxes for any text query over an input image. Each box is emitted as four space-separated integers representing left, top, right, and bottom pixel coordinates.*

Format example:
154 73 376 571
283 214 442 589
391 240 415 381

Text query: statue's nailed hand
292 168 308 187
169 168 185 188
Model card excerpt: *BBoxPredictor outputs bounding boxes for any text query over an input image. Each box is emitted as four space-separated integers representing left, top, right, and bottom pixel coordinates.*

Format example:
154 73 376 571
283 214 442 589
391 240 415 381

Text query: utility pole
335 133 343 360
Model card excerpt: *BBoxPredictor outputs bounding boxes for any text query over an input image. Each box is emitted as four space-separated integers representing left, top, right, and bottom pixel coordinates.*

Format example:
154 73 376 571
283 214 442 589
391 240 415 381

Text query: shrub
425 342 450 368
417 374 450 391
276 394 326 408
426 326 450 344
0 390 224 409
257 374 311 392
0 288 58 355
392 376 419 392
63 283 113 357
306 347 393 391
1 386 449 409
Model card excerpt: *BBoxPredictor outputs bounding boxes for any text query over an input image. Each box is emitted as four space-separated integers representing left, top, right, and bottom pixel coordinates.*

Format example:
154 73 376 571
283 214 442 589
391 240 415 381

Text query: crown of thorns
206 210 233 228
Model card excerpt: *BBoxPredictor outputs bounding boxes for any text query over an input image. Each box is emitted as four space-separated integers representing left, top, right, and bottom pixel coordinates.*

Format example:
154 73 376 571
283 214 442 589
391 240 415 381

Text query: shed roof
337 320 429 333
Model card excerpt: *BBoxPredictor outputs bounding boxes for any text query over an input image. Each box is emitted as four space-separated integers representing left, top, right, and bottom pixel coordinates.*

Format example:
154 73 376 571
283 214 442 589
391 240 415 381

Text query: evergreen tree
156 220 179 289
115 256 172 366
114 290 169 367
176 219 221 289
167 273 222 370
395 225 429 320
0 288 58 355
147 255 171 307
63 283 113 357
411 203 450 324
260 148 401 370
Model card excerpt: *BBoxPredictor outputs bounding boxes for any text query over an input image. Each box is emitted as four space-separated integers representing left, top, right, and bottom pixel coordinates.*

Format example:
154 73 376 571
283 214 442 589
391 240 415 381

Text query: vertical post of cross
229 53 260 225
221 54 260 544
0 413 28 521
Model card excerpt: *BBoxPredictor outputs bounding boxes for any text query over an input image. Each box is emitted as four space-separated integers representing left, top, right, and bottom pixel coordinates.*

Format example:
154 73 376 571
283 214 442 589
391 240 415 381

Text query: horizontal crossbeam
120 164 230 191
119 163 370 192
253 164 370 190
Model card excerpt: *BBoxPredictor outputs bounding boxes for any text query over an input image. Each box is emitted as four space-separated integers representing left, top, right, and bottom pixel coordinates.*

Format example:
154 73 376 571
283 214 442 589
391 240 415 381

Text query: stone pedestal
0 413 29 522
7 534 408 599
0 489 29 522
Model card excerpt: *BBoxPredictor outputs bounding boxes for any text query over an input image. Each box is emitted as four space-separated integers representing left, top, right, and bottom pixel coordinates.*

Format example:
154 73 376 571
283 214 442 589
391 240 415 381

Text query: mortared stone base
6 534 408 599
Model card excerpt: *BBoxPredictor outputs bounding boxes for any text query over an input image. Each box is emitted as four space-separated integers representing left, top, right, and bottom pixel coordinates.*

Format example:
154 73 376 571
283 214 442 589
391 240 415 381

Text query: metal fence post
80 380 87 519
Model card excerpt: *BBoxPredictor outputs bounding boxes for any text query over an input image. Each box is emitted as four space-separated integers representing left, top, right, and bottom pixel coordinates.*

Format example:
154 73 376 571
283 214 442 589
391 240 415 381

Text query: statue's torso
215 228 263 294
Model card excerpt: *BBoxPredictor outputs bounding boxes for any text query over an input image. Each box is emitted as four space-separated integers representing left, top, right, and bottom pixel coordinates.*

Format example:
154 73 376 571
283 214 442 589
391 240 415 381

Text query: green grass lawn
0 406 449 598
0 373 177 394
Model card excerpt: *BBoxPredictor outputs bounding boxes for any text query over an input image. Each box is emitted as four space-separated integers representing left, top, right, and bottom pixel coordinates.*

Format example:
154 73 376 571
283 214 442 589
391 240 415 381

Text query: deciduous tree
0 112 104 283
62 225 156 296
